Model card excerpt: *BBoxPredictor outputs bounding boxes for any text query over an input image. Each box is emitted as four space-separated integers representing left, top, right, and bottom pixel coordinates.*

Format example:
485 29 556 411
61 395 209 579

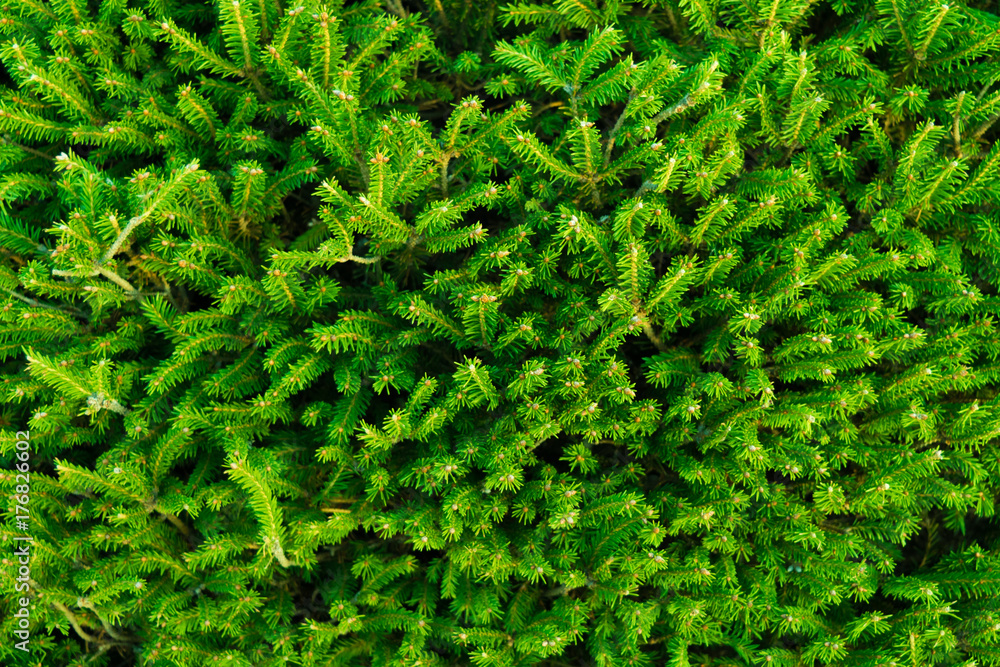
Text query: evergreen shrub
2 0 1000 664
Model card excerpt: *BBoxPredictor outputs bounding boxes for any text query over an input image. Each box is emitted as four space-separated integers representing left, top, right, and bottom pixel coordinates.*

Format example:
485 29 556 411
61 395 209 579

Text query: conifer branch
98 161 201 265
2 2 999 664
913 3 950 63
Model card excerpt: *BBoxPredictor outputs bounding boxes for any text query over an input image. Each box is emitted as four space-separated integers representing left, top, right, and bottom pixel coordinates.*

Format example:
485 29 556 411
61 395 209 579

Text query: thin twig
2 137 55 162
95 266 142 297
664 4 680 40
4 288 88 319
431 0 450 30
338 253 380 264
952 91 965 159
603 92 635 170
650 61 720 126
159 511 192 538
531 101 564 118
383 0 408 17
888 0 913 54
440 150 457 198
639 310 668 352
971 111 1000 142
77 599 133 643
51 265 144 300
651 94 693 125
48 599 98 644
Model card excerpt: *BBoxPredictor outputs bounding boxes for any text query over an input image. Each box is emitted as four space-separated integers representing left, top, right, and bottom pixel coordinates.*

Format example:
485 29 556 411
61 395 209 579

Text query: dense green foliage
2 0 1000 664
